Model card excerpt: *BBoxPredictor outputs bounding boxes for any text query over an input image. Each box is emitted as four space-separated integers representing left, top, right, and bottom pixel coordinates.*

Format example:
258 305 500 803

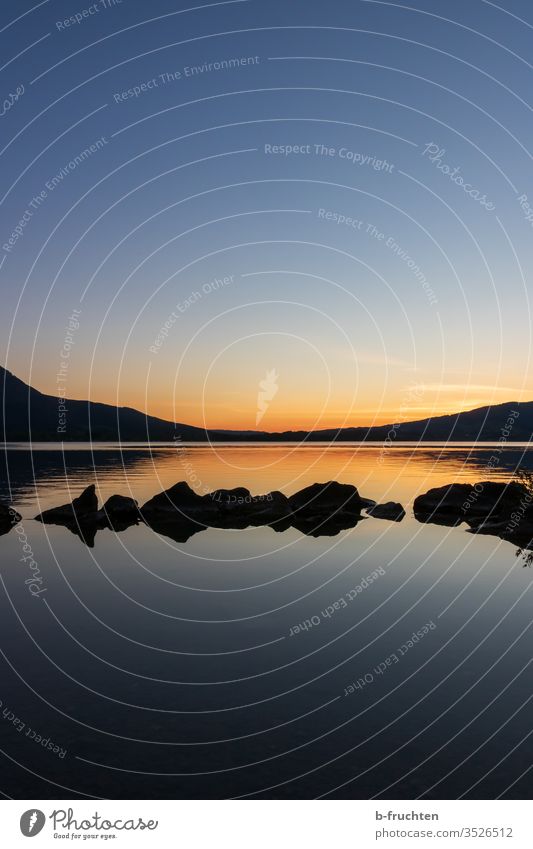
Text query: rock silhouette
140 480 372 539
35 484 98 525
141 486 293 540
24 477 533 550
414 480 533 547
34 485 140 546
366 502 405 522
208 488 292 528
25 478 533 549
288 481 374 516
140 481 207 520
0 503 21 536
35 481 371 544
96 495 140 531
413 482 526 523
287 481 373 536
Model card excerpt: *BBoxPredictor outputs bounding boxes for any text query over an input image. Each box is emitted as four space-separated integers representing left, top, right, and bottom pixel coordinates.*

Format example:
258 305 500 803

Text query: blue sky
1 0 532 428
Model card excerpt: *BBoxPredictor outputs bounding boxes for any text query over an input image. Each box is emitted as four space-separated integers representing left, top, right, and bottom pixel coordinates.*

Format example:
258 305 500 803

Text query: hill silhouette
0 366 205 442
1 366 531 443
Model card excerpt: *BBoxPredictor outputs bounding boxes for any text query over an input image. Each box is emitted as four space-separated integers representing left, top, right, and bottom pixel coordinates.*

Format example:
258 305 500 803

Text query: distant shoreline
2 440 533 449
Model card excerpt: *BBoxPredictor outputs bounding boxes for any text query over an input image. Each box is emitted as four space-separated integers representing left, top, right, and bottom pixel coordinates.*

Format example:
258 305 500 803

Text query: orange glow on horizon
79 392 529 432
32 365 531 433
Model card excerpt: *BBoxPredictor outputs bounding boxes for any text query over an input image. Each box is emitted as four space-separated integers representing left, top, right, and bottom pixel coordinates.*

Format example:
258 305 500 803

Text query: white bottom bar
1 800 531 847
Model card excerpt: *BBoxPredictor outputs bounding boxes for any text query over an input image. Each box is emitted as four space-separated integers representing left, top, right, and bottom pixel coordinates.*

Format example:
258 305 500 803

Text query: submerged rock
366 501 405 522
0 503 21 536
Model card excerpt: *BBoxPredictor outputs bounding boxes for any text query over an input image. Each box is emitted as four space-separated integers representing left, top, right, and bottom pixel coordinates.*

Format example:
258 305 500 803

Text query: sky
1 0 533 430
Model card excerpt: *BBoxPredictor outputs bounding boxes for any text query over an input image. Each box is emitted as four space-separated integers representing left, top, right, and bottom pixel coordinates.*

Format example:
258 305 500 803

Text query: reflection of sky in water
0 446 532 798
2 442 532 513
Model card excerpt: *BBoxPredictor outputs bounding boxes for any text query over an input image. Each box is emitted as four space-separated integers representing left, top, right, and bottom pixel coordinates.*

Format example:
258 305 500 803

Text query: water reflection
1 444 533 799
2 442 532 515
1 444 531 557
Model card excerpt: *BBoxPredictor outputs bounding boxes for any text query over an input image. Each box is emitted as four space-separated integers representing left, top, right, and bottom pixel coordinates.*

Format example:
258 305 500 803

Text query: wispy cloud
415 383 525 394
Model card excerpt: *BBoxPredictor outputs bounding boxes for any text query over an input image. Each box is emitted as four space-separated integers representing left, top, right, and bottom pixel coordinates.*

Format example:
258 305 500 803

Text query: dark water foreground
0 443 532 799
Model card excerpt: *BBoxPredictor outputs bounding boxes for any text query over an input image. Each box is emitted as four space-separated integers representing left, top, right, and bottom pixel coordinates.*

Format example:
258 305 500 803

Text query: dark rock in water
208 488 292 528
206 488 255 528
34 486 141 544
141 482 294 532
247 491 292 527
413 483 473 522
366 502 405 522
35 483 98 525
75 484 98 512
0 503 21 536
138 479 375 538
102 494 139 517
289 481 370 517
286 481 371 537
0 503 21 523
413 481 527 525
141 481 210 521
140 482 213 538
30 478 379 543
209 487 252 508
34 484 101 548
96 494 140 531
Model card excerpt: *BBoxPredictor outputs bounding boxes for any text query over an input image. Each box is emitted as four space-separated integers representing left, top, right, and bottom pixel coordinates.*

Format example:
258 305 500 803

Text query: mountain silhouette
0 366 205 442
1 365 532 442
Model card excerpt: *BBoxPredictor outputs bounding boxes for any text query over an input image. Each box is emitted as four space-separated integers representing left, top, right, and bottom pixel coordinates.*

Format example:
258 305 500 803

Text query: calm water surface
0 443 532 799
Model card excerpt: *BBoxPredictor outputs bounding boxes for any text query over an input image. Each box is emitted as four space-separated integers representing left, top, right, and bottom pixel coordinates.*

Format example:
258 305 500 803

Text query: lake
0 442 532 799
